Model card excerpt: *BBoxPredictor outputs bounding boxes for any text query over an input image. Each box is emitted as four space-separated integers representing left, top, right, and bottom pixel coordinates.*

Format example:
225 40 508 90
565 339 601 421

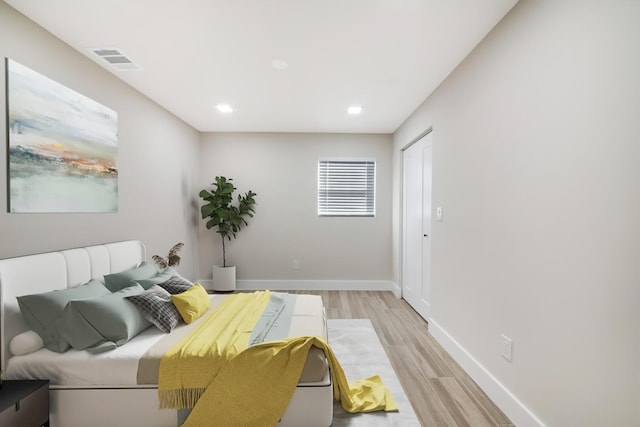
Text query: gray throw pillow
104 261 158 292
157 275 194 295
17 279 110 353
56 284 151 353
135 267 176 290
126 285 182 333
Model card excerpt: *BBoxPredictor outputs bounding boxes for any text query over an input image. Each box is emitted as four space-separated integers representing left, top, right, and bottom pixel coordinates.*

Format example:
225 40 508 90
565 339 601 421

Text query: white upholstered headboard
0 240 146 370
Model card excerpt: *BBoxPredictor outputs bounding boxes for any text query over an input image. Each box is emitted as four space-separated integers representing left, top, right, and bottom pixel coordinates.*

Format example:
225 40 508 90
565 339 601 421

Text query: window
318 159 376 217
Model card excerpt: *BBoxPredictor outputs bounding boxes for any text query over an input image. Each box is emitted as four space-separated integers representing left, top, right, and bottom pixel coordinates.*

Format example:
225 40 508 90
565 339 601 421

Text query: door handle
424 234 429 237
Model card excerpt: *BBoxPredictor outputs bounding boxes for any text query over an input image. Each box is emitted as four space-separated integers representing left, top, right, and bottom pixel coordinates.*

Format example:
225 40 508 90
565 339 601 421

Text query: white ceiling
5 0 518 133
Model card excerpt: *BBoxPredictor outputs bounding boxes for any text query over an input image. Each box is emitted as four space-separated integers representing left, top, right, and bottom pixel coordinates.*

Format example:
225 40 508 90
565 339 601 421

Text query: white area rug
328 319 421 426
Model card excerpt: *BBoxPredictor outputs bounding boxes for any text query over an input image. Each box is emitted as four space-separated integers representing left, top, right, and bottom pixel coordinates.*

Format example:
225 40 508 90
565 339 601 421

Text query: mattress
5 293 328 387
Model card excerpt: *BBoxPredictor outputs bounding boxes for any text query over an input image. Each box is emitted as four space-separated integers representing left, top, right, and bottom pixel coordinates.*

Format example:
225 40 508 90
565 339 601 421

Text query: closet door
402 132 432 320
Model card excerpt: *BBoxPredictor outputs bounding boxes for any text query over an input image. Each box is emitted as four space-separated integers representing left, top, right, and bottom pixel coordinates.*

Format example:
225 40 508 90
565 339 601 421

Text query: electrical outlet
501 334 513 362
436 206 443 221
292 259 300 270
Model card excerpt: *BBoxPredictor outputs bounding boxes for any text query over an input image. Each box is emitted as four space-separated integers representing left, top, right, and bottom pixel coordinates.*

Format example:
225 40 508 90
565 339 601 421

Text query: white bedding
5 326 166 386
5 292 328 387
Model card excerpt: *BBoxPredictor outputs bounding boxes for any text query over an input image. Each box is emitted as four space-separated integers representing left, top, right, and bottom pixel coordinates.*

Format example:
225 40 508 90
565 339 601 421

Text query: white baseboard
428 318 547 427
197 279 397 292
237 279 396 291
390 281 402 298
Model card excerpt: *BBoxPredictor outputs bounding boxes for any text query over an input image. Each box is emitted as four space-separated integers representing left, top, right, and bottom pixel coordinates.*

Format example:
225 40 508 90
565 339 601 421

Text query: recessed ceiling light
216 104 233 113
271 59 288 70
347 105 362 115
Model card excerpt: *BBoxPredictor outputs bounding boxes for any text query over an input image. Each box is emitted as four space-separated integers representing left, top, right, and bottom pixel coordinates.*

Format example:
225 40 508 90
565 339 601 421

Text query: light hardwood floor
290 290 514 427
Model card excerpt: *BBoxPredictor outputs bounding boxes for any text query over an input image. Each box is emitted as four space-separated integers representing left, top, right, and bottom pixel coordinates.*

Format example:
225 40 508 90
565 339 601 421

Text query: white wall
393 1 640 426
197 133 393 287
0 3 201 278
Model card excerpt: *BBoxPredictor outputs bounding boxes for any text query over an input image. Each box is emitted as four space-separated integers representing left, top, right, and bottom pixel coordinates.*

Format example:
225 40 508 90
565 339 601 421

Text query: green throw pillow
103 261 158 292
56 284 151 353
135 267 176 290
17 279 110 353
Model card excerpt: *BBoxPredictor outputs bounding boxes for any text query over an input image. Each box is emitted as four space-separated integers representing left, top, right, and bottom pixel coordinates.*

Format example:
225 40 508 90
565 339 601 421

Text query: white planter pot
212 265 236 292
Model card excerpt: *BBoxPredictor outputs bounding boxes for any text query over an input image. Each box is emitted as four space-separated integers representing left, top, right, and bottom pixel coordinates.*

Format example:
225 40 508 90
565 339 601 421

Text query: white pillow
9 330 45 356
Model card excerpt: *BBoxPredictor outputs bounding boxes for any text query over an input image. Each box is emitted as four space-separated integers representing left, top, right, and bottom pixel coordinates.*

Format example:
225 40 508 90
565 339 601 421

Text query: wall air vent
88 48 141 70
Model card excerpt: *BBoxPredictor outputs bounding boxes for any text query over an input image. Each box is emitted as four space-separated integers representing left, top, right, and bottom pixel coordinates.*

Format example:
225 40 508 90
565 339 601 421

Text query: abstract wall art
6 59 118 213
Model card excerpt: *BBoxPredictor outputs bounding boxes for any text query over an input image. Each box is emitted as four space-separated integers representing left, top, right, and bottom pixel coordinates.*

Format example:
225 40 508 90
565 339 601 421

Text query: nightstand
0 380 49 427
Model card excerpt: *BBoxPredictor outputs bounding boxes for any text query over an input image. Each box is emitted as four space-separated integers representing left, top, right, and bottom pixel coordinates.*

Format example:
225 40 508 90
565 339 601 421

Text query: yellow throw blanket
159 291 398 426
159 290 272 408
183 336 398 427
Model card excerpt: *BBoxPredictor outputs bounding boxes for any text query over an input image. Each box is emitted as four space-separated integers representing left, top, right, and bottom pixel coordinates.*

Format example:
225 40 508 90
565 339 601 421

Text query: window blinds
318 159 376 217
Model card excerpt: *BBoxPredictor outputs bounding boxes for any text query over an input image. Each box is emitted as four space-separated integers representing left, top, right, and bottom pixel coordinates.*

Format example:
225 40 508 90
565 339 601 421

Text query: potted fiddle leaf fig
199 176 257 291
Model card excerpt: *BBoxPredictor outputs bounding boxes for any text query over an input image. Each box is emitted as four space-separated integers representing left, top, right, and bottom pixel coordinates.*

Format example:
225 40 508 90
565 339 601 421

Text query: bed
0 240 333 427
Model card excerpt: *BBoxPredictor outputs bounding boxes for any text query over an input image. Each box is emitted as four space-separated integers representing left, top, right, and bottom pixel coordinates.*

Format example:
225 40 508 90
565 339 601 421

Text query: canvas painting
6 59 118 213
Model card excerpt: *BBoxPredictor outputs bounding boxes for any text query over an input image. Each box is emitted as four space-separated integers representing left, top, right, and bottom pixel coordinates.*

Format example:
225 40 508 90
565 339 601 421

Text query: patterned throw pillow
125 285 181 333
157 275 194 295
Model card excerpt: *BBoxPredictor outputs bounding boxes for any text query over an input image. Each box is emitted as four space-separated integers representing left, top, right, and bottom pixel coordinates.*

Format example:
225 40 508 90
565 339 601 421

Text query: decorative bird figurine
152 242 184 269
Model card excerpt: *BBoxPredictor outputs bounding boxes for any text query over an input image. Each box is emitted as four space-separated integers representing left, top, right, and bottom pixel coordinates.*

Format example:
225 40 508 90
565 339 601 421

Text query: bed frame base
50 381 333 427
1 241 333 427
